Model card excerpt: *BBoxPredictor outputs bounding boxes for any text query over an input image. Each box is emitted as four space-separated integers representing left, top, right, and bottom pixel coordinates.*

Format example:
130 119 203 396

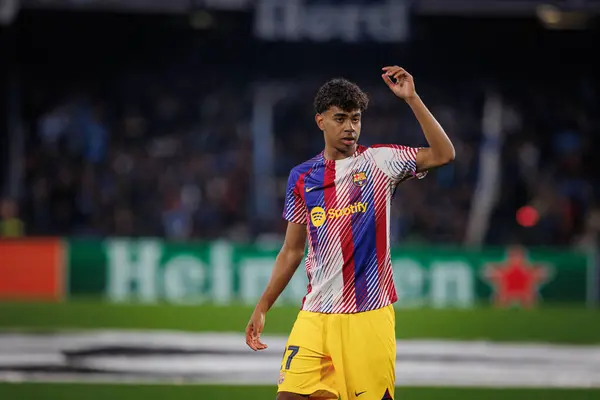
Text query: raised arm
246 221 307 351
382 66 455 172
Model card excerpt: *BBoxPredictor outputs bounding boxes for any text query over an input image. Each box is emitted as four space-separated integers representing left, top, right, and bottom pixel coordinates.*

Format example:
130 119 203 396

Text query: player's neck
323 145 356 161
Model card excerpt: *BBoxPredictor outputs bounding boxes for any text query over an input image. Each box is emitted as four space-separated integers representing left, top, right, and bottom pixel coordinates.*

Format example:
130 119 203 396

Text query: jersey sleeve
371 144 427 183
282 170 308 225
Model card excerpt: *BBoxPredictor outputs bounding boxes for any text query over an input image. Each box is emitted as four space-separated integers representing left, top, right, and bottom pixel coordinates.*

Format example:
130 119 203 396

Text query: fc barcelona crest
352 171 368 187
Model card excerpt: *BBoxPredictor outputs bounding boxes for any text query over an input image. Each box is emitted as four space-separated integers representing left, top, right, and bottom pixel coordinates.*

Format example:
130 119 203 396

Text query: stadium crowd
2 12 599 248
9 68 598 248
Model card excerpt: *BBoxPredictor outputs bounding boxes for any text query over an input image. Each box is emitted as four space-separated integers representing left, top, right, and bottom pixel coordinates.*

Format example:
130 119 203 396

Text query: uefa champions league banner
60 239 594 308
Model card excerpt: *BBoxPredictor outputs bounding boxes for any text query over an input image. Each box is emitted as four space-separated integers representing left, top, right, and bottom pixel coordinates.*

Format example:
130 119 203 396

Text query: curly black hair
313 78 369 114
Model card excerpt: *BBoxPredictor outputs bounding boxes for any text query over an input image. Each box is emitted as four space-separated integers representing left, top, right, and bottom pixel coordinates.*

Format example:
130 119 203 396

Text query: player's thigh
340 305 396 400
277 311 338 399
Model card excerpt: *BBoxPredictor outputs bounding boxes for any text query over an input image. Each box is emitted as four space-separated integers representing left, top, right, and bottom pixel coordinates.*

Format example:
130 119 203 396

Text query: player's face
316 106 362 156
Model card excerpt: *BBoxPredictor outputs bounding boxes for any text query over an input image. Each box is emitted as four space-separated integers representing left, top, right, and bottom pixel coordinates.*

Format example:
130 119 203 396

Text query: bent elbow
436 149 455 166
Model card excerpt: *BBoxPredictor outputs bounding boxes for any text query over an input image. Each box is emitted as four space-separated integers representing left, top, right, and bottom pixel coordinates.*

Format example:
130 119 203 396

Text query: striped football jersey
283 144 426 313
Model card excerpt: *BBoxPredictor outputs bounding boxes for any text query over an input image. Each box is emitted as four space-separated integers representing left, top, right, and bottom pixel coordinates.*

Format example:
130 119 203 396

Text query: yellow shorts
277 304 396 400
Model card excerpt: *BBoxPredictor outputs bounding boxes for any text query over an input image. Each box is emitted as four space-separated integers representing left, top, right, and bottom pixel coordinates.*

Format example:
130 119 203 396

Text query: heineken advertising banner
67 239 593 308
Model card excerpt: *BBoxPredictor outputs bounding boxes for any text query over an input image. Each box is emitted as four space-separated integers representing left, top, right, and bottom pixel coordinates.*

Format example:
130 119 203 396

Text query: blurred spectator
9 11 599 247
18 71 598 247
0 198 24 238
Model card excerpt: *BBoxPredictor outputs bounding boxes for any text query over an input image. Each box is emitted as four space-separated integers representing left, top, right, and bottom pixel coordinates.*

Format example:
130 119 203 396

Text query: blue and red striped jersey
283 144 426 314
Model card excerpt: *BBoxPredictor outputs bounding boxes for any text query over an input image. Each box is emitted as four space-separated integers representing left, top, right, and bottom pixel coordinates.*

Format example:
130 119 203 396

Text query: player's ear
315 114 325 131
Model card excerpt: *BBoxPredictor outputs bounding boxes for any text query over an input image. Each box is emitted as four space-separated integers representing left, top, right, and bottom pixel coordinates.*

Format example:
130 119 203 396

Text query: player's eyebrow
333 112 361 118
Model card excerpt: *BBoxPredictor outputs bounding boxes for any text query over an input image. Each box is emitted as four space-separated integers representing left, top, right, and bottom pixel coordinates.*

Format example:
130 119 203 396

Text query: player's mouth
341 137 356 146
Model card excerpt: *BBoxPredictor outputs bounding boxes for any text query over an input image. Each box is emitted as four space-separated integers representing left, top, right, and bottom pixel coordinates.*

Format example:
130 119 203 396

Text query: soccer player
246 66 455 400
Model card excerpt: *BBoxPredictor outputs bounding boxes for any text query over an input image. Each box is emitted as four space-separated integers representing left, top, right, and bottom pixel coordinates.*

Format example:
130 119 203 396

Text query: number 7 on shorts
283 345 299 370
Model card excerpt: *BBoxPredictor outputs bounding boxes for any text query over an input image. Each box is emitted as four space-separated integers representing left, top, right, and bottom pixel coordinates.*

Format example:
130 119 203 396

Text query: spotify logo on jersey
310 207 327 227
310 202 368 228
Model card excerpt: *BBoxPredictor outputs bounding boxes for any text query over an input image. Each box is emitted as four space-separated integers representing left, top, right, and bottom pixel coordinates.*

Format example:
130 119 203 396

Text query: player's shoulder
366 144 412 151
363 144 419 159
288 153 324 180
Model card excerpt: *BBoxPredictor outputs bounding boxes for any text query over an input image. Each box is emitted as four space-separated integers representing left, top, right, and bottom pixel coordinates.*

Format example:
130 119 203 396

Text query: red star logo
482 247 553 308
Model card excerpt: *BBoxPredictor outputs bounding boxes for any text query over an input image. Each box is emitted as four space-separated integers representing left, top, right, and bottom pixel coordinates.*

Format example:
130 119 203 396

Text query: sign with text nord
254 0 410 43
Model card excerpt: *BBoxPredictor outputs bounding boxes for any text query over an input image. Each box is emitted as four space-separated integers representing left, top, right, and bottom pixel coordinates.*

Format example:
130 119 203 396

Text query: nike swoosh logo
355 391 366 397
305 186 319 193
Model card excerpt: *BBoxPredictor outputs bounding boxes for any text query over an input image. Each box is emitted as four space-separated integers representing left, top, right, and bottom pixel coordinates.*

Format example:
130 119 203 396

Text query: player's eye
352 118 360 123
335 118 344 123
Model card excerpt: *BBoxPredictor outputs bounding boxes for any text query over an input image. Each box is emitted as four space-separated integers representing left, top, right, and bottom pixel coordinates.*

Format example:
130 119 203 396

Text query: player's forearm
406 95 455 163
255 247 304 313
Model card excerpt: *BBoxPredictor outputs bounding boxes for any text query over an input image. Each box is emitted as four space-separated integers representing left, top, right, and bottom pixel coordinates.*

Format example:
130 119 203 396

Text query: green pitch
1 302 600 399
0 384 599 400
1 301 600 343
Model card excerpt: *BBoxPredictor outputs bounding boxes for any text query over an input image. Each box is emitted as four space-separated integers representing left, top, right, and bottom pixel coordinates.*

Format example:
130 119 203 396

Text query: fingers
255 338 268 351
381 66 412 82
247 335 268 351
382 65 408 75
382 66 401 73
381 73 395 89
245 322 257 350
245 321 268 351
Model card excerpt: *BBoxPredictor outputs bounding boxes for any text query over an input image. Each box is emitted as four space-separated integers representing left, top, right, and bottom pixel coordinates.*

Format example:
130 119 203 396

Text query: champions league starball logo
481 247 553 308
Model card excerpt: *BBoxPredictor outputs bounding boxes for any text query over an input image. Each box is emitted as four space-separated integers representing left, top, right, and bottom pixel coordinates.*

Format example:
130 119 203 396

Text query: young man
246 66 455 400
